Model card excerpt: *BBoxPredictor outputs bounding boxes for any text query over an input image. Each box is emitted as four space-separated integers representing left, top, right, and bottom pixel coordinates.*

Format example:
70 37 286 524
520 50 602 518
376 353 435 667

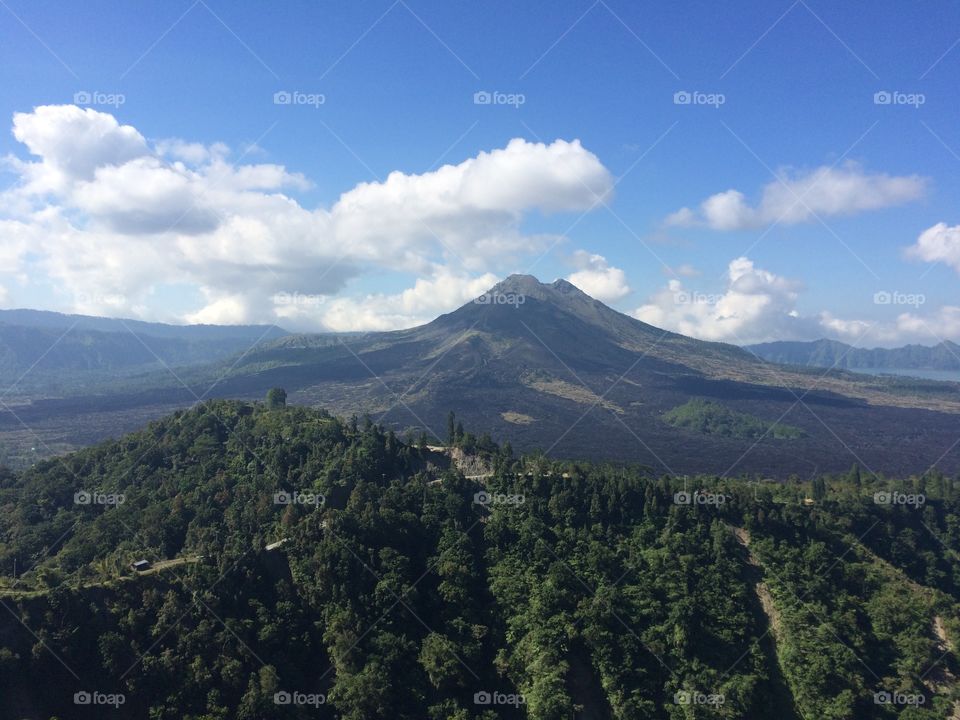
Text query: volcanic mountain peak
486 273 589 303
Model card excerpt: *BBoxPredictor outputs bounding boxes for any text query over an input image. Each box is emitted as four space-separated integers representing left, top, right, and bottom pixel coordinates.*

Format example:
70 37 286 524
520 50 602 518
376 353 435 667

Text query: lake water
855 367 960 383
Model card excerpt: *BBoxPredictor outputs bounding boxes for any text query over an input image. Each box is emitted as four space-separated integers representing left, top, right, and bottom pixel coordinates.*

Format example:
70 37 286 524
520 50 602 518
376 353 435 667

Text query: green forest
0 399 957 719
664 399 806 440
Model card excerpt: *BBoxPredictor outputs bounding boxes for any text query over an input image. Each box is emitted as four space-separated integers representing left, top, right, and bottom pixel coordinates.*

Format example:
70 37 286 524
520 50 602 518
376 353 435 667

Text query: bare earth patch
526 377 624 414
501 411 535 425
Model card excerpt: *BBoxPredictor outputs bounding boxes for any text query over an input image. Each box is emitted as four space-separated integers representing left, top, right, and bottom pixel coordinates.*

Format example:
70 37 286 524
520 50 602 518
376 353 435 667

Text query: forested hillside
0 400 958 718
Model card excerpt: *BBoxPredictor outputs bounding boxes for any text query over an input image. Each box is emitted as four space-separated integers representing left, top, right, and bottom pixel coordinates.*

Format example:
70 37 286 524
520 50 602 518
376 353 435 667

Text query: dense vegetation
0 401 957 718
664 399 806 440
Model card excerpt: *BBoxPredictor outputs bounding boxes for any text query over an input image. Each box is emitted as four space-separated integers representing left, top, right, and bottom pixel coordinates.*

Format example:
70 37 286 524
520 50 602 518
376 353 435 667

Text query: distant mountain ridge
748 338 960 371
0 308 289 340
0 309 289 392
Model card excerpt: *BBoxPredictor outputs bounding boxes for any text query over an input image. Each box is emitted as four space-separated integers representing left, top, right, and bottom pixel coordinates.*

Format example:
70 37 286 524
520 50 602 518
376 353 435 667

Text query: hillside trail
0 555 201 598
847 537 960 718
727 525 800 719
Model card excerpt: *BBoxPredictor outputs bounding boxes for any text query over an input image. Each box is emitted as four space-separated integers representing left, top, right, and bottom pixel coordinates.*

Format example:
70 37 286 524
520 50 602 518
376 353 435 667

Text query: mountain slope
1 276 958 476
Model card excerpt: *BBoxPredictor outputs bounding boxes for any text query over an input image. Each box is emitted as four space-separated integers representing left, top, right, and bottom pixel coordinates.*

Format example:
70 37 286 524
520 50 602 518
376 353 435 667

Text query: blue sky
0 0 958 346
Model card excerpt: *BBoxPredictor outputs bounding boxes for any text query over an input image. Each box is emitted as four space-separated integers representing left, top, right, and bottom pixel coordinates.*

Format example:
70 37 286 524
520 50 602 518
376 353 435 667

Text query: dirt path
0 555 201 598
843 537 960 717
728 525 798 718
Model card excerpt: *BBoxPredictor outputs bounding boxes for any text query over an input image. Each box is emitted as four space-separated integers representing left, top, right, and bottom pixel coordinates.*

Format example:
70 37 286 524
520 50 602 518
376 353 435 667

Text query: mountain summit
3 276 959 476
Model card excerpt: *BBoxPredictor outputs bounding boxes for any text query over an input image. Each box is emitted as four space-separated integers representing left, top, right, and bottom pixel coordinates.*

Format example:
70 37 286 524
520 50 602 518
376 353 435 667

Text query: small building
130 559 152 572
802 498 816 506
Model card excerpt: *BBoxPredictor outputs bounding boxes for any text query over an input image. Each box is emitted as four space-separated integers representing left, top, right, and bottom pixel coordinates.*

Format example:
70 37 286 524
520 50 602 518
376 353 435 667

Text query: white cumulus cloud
566 251 631 302
0 105 613 329
632 256 815 345
666 164 926 230
906 222 960 274
317 270 500 332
